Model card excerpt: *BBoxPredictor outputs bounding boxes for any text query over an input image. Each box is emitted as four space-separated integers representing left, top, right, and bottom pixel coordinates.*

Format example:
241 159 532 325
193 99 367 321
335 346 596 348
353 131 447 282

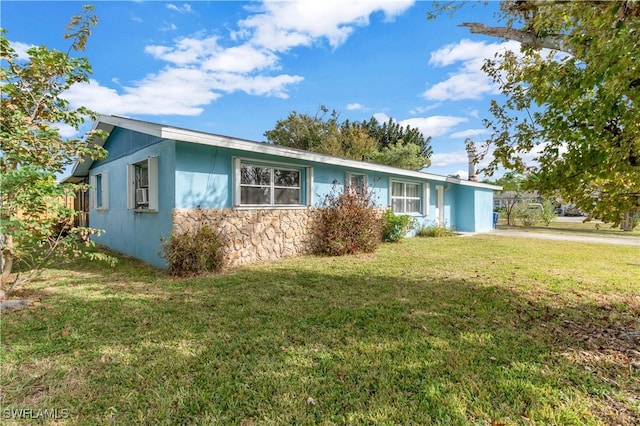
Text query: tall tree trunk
1 234 14 300
621 212 636 232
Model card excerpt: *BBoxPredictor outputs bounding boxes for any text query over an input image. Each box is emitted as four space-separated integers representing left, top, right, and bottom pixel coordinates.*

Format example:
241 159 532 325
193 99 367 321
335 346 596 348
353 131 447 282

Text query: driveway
489 229 640 247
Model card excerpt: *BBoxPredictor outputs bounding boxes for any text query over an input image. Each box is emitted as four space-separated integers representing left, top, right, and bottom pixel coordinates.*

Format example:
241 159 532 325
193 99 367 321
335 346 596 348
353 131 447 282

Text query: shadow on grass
2 254 639 425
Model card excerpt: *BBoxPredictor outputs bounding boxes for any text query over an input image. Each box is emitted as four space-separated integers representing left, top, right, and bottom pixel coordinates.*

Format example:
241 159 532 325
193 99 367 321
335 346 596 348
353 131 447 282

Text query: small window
239 162 301 206
128 157 158 211
90 171 109 210
345 172 367 195
391 181 421 214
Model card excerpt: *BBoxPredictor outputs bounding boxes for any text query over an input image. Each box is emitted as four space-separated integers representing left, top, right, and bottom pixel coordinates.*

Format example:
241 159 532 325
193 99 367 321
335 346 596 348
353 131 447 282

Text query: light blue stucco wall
453 185 497 232
175 143 233 208
172 142 458 232
89 137 175 268
310 165 389 207
455 185 476 232
474 188 496 232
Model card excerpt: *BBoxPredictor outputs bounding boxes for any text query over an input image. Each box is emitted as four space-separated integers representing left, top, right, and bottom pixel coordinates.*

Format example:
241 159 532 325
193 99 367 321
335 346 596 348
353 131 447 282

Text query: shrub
381 209 415 242
314 185 382 256
415 224 456 238
514 202 542 226
161 224 224 276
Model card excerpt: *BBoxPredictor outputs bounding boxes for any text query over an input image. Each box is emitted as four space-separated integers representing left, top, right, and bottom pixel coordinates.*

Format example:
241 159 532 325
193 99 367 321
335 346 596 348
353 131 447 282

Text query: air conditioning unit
136 188 149 205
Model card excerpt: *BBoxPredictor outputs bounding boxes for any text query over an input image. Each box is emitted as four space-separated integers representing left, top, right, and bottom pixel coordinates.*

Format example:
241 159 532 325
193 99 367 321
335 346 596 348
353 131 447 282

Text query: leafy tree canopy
1 5 110 298
264 105 433 170
440 0 640 228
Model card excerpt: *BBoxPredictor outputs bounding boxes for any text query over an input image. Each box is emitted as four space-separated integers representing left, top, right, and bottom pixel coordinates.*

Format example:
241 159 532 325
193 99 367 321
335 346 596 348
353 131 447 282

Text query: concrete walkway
489 229 640 247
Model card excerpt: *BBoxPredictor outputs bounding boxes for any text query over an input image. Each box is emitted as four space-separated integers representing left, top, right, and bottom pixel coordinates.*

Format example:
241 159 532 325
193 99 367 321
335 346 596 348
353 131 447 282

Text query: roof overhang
63 118 116 183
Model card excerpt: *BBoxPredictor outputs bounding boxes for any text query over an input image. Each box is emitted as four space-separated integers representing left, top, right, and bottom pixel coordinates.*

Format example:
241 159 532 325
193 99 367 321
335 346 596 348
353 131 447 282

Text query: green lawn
2 235 639 425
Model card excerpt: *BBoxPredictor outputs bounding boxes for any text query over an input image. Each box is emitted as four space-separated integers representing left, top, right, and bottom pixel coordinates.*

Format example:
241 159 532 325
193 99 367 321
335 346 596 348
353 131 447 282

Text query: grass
1 235 639 425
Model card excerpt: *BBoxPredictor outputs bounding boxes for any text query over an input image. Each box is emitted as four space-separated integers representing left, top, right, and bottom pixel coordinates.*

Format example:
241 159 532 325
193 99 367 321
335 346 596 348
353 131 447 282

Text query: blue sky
2 1 521 179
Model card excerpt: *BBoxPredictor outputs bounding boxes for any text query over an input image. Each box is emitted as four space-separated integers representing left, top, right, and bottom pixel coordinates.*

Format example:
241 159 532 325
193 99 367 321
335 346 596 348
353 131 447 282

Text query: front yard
1 235 638 425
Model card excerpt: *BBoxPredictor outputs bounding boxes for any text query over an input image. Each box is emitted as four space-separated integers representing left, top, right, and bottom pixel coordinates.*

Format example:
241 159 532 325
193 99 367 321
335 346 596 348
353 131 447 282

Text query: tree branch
459 22 572 54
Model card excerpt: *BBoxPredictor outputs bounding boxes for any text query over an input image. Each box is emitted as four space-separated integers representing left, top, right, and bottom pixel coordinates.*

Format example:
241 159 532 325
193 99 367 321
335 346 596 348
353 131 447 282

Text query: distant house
493 191 541 211
66 115 501 269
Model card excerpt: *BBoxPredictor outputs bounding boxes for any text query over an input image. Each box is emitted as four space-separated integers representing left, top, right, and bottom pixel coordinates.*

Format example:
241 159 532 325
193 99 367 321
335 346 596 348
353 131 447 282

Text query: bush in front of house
313 186 382 256
161 224 224 276
381 209 415 242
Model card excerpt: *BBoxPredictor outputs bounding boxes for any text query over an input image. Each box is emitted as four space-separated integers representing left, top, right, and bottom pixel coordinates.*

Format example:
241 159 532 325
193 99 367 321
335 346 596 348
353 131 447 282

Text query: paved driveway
490 229 640 247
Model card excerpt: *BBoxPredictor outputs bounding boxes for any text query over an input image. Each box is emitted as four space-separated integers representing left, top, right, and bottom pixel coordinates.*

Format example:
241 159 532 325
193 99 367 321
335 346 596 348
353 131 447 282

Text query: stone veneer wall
172 208 315 267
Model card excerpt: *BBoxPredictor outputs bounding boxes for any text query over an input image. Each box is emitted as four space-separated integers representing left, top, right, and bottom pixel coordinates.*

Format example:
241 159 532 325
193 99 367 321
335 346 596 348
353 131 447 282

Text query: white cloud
167 3 192 14
159 22 178 32
63 69 304 116
423 72 496 101
429 39 519 67
238 0 415 51
409 104 441 115
145 36 218 65
202 45 279 73
10 41 35 60
372 113 467 138
430 151 468 167
55 122 78 138
346 103 364 111
449 128 490 139
423 39 521 101
63 73 221 116
207 72 304 98
399 115 468 138
373 112 391 123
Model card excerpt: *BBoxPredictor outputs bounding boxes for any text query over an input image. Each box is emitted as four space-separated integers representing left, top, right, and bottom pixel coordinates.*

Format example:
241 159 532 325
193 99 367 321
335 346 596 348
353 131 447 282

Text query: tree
264 105 432 170
446 1 640 229
263 105 342 154
357 116 432 161
491 172 529 226
0 5 110 299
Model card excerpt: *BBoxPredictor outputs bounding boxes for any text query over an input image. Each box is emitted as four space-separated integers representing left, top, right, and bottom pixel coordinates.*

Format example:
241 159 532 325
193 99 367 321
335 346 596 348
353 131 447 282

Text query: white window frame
436 184 445 225
390 179 422 215
90 171 109 210
423 182 430 217
345 172 367 195
233 158 311 207
127 157 158 212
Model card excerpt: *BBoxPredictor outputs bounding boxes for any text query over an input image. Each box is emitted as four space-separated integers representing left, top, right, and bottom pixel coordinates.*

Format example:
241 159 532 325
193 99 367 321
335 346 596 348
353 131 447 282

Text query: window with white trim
127 157 158 211
345 172 367 195
391 181 421 214
90 171 109 210
239 163 302 206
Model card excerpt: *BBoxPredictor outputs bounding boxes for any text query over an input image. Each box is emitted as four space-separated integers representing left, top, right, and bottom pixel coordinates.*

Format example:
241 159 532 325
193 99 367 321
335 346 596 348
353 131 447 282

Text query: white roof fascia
447 177 502 191
73 115 501 189
161 126 449 183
